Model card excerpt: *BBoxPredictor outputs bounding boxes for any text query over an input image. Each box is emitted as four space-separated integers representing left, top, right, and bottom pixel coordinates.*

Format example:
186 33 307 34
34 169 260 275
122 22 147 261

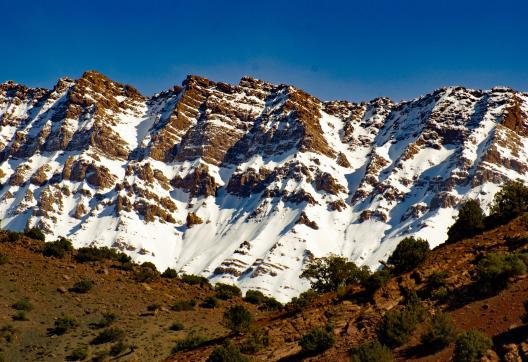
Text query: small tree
161 267 178 279
299 326 335 355
387 237 430 274
476 252 527 295
223 305 252 334
377 306 421 348
453 330 492 362
42 237 73 258
207 341 250 362
53 316 78 335
214 283 241 300
25 227 45 242
421 312 457 351
350 340 393 362
244 290 265 305
300 254 370 293
447 200 485 243
489 181 528 225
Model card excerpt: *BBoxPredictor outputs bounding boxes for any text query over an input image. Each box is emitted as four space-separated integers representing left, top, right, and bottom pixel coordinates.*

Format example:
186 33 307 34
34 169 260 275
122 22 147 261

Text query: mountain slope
1 72 527 300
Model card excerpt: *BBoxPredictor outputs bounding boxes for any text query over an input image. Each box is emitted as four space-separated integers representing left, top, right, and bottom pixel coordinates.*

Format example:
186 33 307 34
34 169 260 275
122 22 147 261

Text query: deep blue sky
1 0 527 101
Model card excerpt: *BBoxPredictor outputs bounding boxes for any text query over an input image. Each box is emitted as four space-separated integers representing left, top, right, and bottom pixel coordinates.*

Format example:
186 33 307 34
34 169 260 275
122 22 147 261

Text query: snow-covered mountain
1 71 527 301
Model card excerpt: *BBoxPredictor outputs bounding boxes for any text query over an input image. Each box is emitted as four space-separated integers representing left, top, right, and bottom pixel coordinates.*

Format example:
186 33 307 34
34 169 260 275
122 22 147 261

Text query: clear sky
1 0 527 101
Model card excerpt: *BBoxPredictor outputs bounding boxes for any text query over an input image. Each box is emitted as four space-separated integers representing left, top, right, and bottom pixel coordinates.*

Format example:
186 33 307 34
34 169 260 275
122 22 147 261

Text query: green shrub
428 271 448 289
489 181 528 225
288 289 318 311
421 312 457 351
476 252 527 294
135 263 160 282
0 352 4 362
12 297 33 311
240 329 269 354
147 303 160 312
67 347 88 361
181 274 211 287
214 283 242 300
91 327 125 344
3 231 21 243
223 305 253 334
169 322 184 331
95 313 117 328
70 280 93 293
109 341 128 356
362 268 392 295
91 350 109 362
53 316 78 335
172 333 208 352
0 324 16 343
25 227 45 241
453 330 492 362
244 290 265 305
200 296 219 309
42 237 73 258
387 237 430 274
431 287 449 302
207 341 250 362
350 340 393 362
447 200 485 243
260 296 282 311
377 306 421 348
13 311 28 321
161 267 178 279
171 299 196 311
300 254 370 293
0 252 8 265
75 246 129 263
299 326 335 355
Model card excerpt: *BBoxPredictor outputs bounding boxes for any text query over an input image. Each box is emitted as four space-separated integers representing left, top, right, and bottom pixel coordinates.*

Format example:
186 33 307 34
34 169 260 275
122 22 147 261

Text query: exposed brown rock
186 212 203 228
30 165 51 186
297 212 319 229
314 172 346 195
171 164 217 198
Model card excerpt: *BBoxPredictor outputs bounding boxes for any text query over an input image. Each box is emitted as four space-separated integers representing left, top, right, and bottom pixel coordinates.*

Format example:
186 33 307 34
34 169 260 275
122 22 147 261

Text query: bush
12 297 33 311
200 296 219 309
181 274 211 287
350 340 393 362
299 326 335 355
135 264 160 282
25 227 45 241
169 322 184 331
42 237 73 258
172 333 208 352
489 181 528 225
522 300 528 324
13 311 28 321
244 290 265 305
109 341 128 356
362 268 391 295
75 246 129 263
207 341 250 362
161 267 178 279
0 253 8 265
91 327 125 344
214 283 241 300
476 252 527 294
54 316 78 335
300 254 370 293
3 231 21 243
171 299 196 311
421 312 457 351
260 296 282 311
288 289 318 311
223 305 253 334
147 303 160 312
377 305 421 348
67 347 88 361
387 237 430 274
241 329 269 354
428 271 448 289
453 330 492 362
70 280 93 293
95 313 117 328
447 200 485 243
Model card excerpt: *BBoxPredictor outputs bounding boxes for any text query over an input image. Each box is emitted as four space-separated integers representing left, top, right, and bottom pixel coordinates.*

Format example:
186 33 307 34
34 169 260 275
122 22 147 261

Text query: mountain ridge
1 70 527 301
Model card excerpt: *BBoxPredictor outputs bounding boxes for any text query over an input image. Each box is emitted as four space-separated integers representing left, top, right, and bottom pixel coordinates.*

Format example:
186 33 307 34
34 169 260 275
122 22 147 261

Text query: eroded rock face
2 74 528 302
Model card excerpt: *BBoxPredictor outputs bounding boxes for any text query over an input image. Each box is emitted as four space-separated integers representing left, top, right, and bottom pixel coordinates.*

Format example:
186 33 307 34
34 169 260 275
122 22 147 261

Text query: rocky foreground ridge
1 71 527 300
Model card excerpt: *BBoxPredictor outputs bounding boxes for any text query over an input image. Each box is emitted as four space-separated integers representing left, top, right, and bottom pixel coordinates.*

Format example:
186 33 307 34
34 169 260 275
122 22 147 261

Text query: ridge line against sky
1 0 527 102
